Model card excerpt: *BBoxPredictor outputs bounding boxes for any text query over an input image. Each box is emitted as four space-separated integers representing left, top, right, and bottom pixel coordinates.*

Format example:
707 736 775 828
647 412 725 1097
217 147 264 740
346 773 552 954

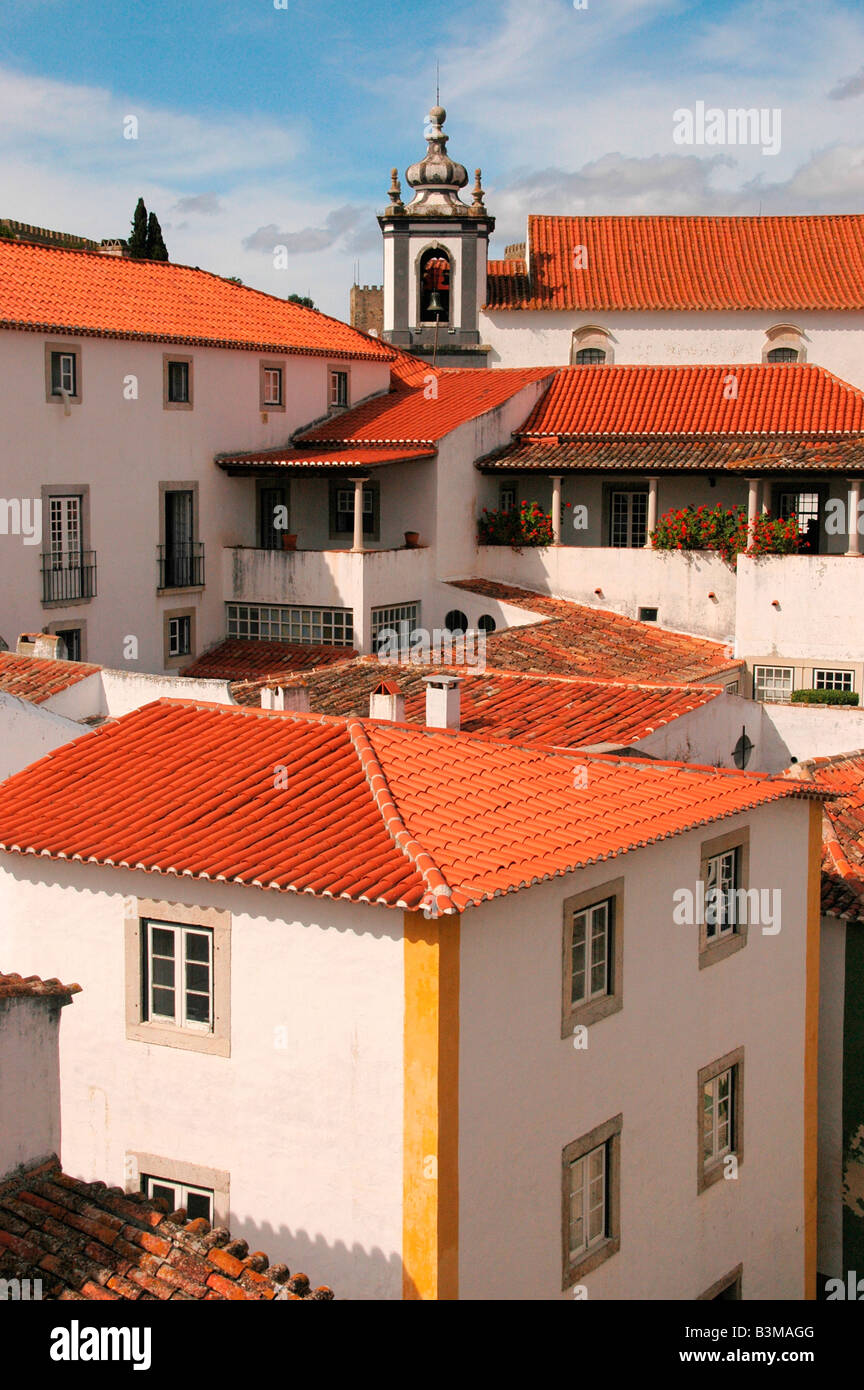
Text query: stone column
847 478 861 557
551 475 562 545
747 477 760 529
645 476 659 548
352 477 365 552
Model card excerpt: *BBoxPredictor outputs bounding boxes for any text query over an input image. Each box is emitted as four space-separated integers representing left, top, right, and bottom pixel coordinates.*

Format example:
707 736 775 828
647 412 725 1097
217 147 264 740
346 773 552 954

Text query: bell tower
378 106 494 367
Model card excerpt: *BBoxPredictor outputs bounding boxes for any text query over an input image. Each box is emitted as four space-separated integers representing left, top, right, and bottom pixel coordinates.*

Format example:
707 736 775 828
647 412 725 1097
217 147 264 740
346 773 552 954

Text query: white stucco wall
480 308 864 390
0 857 404 1300
763 704 864 765
458 799 811 1300
0 993 64 1180
736 555 864 666
0 690 87 779
817 914 846 1280
0 328 391 675
633 692 785 772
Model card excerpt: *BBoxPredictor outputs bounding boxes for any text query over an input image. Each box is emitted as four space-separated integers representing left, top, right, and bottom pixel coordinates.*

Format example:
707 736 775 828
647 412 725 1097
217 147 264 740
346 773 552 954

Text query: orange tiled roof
515 364 864 439
485 215 864 311
230 658 722 748
0 1159 332 1300
478 436 864 473
182 640 357 681
0 239 391 360
295 366 553 445
0 699 815 914
453 582 741 684
0 651 101 705
0 971 80 1001
789 752 864 921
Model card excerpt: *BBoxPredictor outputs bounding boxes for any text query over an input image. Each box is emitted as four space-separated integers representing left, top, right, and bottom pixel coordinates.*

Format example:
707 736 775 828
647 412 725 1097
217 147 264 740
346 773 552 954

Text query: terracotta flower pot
281 534 298 551
404 531 420 548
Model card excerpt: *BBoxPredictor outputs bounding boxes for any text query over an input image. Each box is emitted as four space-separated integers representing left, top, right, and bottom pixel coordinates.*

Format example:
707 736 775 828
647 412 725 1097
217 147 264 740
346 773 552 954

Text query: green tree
145 210 169 261
287 292 315 309
128 197 148 258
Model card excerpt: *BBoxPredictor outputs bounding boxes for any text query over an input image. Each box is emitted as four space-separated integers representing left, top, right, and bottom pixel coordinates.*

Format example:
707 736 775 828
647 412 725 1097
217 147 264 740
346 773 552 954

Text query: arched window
419 248 451 323
570 325 614 365
478 614 496 633
762 325 805 364
444 609 468 633
575 347 607 365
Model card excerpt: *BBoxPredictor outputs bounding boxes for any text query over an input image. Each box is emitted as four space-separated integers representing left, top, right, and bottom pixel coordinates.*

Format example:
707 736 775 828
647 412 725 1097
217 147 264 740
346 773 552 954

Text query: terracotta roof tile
0 972 81 1001
0 239 390 361
230 658 723 748
514 364 864 439
452 582 741 684
0 651 100 705
182 641 356 681
0 699 815 914
478 436 864 474
485 215 864 312
0 1160 333 1300
789 751 864 921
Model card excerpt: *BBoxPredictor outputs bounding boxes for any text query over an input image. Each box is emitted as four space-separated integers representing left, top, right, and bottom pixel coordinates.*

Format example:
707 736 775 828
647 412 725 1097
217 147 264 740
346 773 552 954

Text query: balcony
158 541 205 590
41 551 97 604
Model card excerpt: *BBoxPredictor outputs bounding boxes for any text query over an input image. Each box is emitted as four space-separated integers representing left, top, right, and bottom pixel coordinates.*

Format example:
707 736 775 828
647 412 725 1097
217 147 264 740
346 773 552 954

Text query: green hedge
789 688 859 706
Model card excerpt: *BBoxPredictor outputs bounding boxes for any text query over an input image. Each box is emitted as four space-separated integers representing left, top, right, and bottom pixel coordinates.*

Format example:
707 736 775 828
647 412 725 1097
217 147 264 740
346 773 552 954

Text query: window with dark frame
611 491 648 547
329 370 348 408
575 347 607 364
167 360 190 404
259 486 289 550
766 347 799 363
54 628 81 661
333 483 374 535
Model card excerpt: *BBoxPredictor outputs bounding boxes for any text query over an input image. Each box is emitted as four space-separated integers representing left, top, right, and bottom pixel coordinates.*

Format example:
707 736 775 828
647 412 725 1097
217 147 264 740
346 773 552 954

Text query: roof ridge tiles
347 718 455 915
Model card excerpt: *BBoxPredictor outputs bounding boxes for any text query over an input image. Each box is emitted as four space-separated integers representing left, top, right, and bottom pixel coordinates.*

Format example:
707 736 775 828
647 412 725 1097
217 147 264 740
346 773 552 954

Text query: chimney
369 680 405 722
424 674 461 730
17 632 67 661
260 684 310 712
0 973 80 1182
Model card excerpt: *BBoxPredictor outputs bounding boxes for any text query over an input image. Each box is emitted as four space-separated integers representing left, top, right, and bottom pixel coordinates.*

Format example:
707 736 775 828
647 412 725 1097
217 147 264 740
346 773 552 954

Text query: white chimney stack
424 674 461 730
260 685 309 712
369 680 405 722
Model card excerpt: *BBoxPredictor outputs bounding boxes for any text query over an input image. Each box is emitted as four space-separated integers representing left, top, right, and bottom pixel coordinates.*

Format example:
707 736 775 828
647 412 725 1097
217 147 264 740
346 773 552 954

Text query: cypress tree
128 198 148 258
145 210 169 261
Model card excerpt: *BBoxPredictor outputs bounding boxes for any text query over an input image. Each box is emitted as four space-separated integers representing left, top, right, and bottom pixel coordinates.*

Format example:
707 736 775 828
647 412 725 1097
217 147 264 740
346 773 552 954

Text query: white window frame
753 665 793 703
329 369 348 408
144 920 213 1033
371 602 421 649
143 1175 214 1224
499 485 517 513
611 490 648 548
263 366 283 406
570 900 611 1006
168 615 191 658
813 669 854 692
703 1068 734 1166
705 847 739 941
226 602 354 646
568 1142 607 1263
52 351 77 395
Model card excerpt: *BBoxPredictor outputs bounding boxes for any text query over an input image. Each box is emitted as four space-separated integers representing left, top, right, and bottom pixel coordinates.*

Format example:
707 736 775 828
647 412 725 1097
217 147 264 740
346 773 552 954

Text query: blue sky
2 0 864 314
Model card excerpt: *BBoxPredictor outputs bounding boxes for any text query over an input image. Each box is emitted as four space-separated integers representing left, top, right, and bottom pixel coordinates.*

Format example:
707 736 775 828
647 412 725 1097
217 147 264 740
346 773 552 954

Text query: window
42 492 95 603
160 486 203 588
753 665 793 703
226 602 354 646
779 490 820 552
44 343 82 403
499 485 517 513
260 362 285 410
329 370 348 408
638 606 658 622
329 481 379 541
478 614 496 634
163 355 193 410
698 828 750 967
575 348 606 364
611 491 648 548
143 1175 213 1224
698 1050 744 1192
371 602 421 650
258 485 289 550
762 325 805 365
562 879 624 1033
570 325 614 366
725 681 740 696
767 347 799 363
125 900 230 1056
144 921 213 1031
168 615 191 658
443 609 468 634
813 669 854 692
54 627 81 661
562 1115 622 1287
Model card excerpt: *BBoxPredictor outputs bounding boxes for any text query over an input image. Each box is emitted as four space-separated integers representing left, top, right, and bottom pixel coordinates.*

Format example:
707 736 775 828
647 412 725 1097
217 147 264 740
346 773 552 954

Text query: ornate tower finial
470 168 486 215
385 167 404 217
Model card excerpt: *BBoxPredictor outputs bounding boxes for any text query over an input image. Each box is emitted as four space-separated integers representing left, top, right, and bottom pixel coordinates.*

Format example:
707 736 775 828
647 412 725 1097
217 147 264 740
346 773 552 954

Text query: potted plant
404 530 420 548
